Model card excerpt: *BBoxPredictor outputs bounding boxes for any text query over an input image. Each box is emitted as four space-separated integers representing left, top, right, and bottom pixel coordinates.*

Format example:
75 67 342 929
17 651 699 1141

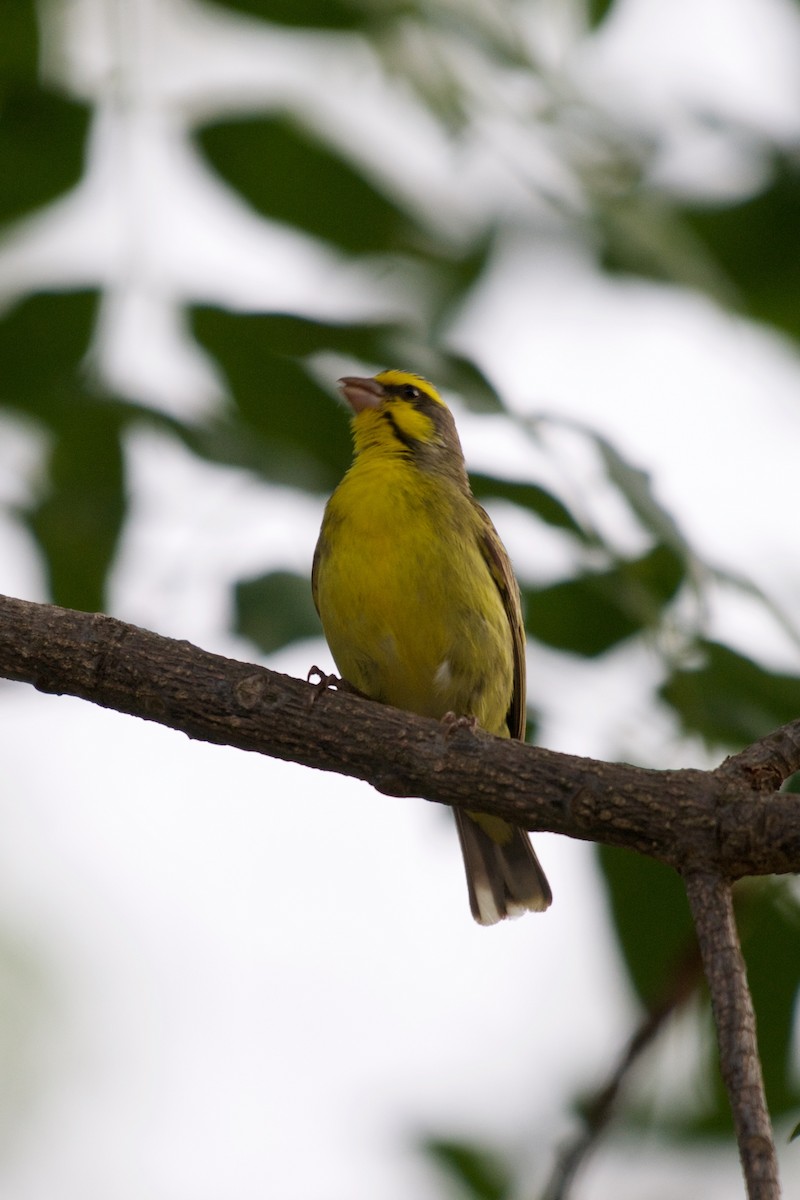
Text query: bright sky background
1 0 800 1196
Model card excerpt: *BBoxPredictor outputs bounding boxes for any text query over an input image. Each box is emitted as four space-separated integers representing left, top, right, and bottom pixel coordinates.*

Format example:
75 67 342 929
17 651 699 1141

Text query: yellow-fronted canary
312 369 551 923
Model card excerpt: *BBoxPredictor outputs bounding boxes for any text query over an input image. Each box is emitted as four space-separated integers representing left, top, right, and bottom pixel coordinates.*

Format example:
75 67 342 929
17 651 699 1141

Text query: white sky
1 0 800 1196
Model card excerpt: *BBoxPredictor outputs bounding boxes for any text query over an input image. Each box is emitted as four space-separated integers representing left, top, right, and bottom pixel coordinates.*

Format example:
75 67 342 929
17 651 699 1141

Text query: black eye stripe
382 409 416 449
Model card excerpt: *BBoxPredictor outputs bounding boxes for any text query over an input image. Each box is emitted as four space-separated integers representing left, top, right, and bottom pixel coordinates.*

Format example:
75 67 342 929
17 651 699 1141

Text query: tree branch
717 725 800 793
684 873 780 1200
1 593 799 879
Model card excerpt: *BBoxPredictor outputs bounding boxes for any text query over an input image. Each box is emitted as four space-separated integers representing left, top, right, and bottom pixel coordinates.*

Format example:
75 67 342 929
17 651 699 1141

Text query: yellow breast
313 452 514 735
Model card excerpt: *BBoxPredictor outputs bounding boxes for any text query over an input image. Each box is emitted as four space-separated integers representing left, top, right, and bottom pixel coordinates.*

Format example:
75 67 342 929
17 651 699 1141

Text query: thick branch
1 593 800 880
684 873 779 1200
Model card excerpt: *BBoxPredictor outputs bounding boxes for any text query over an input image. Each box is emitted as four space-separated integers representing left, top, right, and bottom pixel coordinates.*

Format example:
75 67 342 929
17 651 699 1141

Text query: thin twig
540 939 702 1200
684 872 780 1200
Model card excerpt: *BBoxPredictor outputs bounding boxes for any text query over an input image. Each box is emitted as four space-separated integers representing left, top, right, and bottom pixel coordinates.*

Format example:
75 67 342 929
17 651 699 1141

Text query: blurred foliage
662 641 800 748
191 307 355 489
524 543 685 657
196 114 415 254
599 848 695 1012
235 570 321 651
470 473 590 541
25 400 127 613
586 0 617 28
0 291 100 422
0 292 126 609
734 885 800 1127
0 1 90 225
0 88 89 226
1 0 38 77
600 152 800 338
422 1137 513 1200
3 0 800 1190
684 154 800 341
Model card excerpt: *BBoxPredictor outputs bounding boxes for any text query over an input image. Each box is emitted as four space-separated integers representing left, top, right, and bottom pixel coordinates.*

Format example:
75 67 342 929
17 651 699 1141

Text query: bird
312 368 552 924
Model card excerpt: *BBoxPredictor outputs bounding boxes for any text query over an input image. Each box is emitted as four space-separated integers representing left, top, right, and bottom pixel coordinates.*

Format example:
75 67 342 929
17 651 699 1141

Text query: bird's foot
306 666 365 707
441 712 479 739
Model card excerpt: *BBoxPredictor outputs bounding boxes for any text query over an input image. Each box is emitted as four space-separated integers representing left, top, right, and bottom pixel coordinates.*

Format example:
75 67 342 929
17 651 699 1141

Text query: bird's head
338 369 467 481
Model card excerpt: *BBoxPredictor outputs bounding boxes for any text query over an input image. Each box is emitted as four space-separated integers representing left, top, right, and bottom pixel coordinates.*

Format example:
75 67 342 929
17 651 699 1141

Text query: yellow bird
312 369 551 924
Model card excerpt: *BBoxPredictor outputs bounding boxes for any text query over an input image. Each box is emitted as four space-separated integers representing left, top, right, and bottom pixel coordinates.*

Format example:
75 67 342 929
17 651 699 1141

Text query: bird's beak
338 376 385 413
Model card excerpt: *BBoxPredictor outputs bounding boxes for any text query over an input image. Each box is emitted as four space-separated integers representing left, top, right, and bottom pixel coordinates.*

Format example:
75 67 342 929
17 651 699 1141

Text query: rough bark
685 873 779 1200
1 594 798 878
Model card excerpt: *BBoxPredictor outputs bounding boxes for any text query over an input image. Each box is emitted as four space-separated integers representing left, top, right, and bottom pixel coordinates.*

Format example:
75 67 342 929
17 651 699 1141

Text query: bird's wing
476 506 527 742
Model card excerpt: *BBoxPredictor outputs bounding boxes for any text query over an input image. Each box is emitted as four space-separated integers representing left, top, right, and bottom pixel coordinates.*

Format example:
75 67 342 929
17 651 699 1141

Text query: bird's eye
402 385 421 401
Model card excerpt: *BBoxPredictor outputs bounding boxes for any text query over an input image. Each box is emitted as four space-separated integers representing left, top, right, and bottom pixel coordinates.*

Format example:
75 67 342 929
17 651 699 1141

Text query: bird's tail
454 809 552 925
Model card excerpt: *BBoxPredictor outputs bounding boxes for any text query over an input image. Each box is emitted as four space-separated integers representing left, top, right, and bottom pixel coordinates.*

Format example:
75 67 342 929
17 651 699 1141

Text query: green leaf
790 1120 800 1143
190 308 356 489
661 641 800 749
470 473 588 540
0 0 38 81
234 571 321 654
523 543 685 656
422 1137 513 1200
737 886 800 1121
194 114 413 253
598 846 696 1009
0 291 133 609
684 156 800 339
202 310 397 361
25 403 127 612
0 87 90 225
586 0 617 29
0 291 100 420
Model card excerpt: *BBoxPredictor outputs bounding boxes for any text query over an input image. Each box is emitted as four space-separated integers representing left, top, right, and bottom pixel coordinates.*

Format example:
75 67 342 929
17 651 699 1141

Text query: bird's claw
441 712 479 739
306 665 342 707
306 666 366 708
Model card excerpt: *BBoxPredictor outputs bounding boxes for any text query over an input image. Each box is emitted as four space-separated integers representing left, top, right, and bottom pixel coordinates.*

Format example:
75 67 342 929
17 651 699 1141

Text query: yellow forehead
373 369 447 407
